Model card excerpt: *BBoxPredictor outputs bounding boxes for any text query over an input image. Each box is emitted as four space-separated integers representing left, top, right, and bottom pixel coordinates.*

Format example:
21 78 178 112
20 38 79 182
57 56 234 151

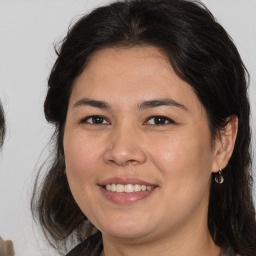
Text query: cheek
63 131 102 189
147 130 213 224
63 131 106 218
65 127 103 164
149 127 213 192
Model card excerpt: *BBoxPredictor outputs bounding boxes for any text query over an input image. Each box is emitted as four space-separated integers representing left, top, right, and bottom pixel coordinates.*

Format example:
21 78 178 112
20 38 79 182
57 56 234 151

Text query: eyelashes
80 115 110 125
80 115 176 126
145 116 176 125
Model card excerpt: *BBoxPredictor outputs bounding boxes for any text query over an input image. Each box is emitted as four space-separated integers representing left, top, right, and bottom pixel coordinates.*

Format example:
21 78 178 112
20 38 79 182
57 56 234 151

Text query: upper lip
99 177 157 187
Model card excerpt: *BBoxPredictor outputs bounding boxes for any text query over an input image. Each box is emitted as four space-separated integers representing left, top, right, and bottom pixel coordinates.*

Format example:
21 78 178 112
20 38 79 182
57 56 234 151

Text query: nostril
103 139 147 166
126 159 137 164
107 158 141 166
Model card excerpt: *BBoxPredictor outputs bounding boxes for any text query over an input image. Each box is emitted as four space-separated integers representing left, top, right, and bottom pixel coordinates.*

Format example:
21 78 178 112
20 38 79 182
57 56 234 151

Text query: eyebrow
73 98 111 109
72 97 187 111
138 99 188 111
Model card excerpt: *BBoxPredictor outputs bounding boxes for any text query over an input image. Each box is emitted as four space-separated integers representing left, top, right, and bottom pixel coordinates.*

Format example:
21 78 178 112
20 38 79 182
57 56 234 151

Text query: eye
145 116 175 125
80 115 110 125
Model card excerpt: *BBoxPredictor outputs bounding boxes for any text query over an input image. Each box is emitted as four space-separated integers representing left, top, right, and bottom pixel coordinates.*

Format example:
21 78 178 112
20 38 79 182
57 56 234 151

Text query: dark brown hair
0 102 5 148
31 0 256 255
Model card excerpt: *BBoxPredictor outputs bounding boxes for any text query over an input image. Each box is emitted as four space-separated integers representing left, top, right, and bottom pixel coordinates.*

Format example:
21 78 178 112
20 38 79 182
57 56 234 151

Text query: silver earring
215 169 224 184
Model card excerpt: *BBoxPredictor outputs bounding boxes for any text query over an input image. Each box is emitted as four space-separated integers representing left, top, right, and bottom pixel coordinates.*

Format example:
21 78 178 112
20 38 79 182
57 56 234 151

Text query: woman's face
64 46 219 242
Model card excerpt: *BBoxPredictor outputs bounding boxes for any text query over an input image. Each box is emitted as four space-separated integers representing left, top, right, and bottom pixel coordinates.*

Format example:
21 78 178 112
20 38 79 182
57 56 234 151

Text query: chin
102 227 152 241
98 218 155 241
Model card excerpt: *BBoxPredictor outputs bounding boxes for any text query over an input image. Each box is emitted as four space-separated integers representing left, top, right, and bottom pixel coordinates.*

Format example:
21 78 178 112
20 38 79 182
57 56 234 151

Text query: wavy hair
31 0 256 255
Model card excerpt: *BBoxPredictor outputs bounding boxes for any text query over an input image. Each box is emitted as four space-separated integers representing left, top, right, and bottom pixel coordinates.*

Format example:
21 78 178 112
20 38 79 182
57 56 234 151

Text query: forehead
83 46 174 83
70 46 203 112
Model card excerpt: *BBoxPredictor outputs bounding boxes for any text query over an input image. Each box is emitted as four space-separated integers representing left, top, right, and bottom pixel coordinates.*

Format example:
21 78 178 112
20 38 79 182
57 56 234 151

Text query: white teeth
141 185 146 191
116 184 125 192
133 184 141 192
110 184 116 192
105 184 154 193
124 184 134 193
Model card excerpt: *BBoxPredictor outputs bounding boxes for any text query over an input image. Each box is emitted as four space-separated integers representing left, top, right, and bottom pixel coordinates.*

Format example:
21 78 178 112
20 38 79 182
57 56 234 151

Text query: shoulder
65 232 102 256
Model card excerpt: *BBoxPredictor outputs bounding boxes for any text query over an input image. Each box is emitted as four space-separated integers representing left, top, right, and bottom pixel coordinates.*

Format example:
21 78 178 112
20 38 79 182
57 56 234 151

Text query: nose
103 125 147 166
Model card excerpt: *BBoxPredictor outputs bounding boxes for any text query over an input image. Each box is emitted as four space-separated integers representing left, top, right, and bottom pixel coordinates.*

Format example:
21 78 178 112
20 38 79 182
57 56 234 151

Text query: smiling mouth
99 181 158 204
104 184 154 193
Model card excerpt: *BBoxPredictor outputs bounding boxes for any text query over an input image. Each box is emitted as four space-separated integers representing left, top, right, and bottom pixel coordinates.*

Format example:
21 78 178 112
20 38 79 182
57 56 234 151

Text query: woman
31 0 256 255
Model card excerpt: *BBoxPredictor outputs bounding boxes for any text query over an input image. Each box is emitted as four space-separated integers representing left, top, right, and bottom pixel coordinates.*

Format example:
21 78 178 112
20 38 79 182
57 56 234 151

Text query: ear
211 115 238 173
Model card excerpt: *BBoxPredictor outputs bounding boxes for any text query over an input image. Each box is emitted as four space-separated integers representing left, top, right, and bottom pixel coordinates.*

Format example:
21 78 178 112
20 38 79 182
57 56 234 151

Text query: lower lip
99 186 156 204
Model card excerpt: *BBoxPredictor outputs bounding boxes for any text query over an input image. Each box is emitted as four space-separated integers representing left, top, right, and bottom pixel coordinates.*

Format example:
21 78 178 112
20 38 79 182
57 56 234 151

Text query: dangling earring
215 169 224 184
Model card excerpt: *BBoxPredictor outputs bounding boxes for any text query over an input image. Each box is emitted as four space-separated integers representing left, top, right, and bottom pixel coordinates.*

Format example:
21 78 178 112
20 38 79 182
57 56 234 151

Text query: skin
64 46 238 256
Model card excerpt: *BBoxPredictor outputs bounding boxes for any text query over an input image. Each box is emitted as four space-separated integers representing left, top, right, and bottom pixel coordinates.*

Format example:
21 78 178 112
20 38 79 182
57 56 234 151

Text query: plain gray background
0 1 255 255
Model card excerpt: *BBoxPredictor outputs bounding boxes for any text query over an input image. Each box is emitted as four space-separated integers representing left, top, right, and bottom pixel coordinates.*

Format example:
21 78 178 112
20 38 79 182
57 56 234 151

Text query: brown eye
91 116 104 124
146 116 175 125
81 115 109 125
